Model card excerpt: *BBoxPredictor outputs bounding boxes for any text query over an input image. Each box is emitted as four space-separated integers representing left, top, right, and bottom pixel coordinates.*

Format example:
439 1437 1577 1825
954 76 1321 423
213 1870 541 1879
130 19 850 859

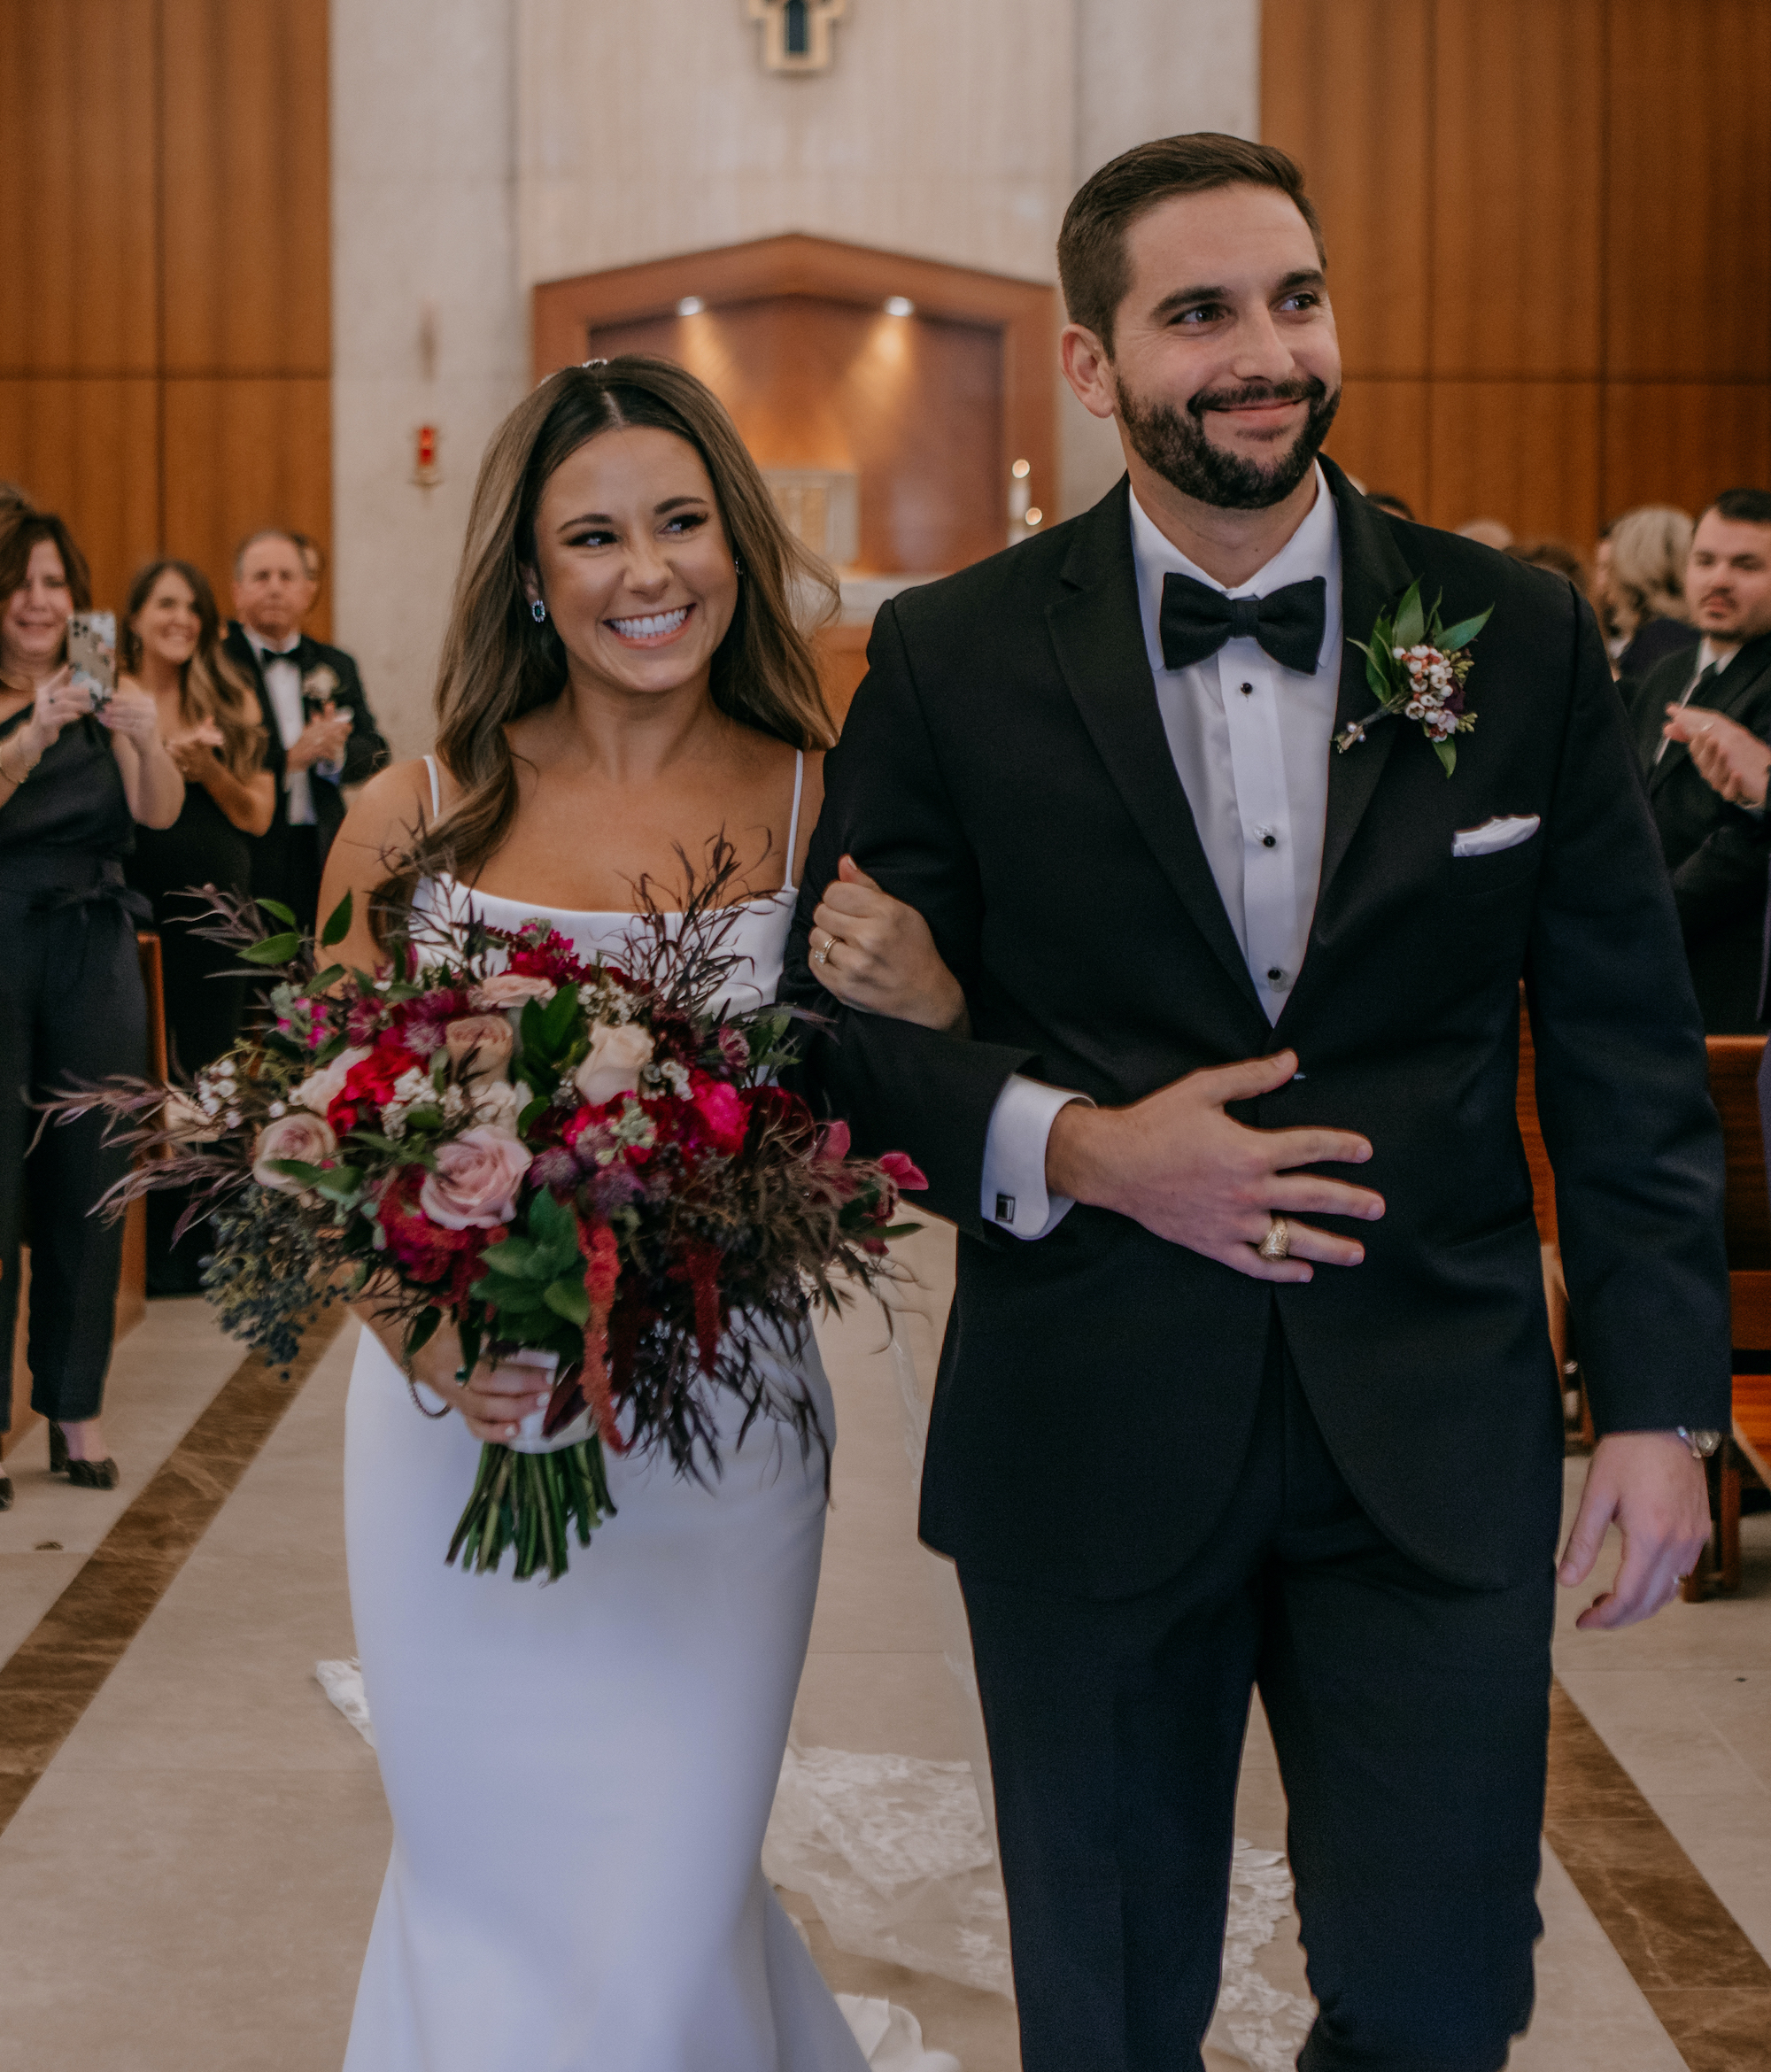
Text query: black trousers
958 1318 1555 2072
0 858 148 1428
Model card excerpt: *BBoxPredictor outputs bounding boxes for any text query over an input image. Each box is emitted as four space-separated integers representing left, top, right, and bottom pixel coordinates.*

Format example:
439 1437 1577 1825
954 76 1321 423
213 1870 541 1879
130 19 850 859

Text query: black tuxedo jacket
1628 632 1771 1032
785 461 1730 1599
224 622 390 870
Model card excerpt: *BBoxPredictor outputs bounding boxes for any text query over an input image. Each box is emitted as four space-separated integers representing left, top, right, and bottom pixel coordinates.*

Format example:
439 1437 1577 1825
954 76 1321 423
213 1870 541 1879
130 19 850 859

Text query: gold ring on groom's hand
1258 1217 1291 1261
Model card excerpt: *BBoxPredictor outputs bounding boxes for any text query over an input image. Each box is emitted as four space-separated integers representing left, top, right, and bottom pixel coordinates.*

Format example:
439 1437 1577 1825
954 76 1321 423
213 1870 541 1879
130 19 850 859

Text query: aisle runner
317 1661 1314 2070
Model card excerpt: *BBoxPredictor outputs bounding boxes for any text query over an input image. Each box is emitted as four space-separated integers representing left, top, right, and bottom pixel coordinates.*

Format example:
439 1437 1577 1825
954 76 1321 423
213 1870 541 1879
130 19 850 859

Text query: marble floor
0 1227 1767 2070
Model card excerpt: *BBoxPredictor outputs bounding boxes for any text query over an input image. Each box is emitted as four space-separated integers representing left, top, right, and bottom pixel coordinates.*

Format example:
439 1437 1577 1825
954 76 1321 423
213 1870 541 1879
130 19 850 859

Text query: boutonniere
1334 579 1493 777
301 662 339 707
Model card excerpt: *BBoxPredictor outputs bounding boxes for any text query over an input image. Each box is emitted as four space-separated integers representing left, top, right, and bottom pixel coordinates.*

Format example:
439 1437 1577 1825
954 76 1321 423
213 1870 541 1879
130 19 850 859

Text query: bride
321 357 964 2072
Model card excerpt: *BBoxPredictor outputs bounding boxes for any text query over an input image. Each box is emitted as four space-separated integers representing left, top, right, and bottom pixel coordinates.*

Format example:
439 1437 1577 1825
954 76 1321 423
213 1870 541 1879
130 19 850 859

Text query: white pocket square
1451 815 1540 858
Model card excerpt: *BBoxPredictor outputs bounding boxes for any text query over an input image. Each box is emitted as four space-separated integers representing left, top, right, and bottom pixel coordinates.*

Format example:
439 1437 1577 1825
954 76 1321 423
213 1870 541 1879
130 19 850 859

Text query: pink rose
293 1045 372 1115
573 1023 654 1106
252 1111 338 1189
417 1125 533 1229
443 1014 514 1086
473 971 558 1009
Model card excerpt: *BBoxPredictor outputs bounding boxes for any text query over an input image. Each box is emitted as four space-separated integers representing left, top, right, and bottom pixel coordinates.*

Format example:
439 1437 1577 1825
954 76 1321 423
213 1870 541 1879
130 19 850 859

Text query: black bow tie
1159 571 1326 676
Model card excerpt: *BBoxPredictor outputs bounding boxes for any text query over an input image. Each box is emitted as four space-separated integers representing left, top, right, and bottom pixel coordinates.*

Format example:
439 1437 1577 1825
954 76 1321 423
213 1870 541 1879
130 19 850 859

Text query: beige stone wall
330 0 529 761
330 0 1260 752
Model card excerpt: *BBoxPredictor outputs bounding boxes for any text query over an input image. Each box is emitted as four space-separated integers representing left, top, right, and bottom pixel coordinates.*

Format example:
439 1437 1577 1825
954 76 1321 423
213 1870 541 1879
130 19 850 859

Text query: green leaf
517 1095 550 1136
1433 738 1457 777
542 1276 591 1326
241 932 303 966
267 1157 328 1187
314 1164 365 1202
256 897 298 927
541 980 580 1050
306 963 345 995
528 1187 576 1249
1392 579 1426 651
405 1306 443 1360
321 890 353 947
481 1235 549 1281
1435 605 1493 653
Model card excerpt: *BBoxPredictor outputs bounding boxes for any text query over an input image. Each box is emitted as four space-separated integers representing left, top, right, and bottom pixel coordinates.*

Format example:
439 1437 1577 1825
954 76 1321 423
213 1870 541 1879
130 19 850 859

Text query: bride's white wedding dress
342 755 875 2071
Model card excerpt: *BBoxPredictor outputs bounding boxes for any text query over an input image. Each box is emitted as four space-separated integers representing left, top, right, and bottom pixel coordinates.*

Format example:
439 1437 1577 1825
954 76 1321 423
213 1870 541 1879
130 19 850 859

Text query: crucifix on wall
747 0 847 73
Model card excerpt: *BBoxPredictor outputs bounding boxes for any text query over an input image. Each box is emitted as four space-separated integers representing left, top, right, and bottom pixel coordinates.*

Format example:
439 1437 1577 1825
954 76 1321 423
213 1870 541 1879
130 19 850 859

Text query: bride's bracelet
0 738 39 787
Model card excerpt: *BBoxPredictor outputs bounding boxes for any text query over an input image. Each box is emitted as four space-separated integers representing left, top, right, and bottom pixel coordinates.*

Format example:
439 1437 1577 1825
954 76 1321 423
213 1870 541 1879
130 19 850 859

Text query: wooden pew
1690 1036 1771 1596
2 933 165 1460
1514 998 1573 1399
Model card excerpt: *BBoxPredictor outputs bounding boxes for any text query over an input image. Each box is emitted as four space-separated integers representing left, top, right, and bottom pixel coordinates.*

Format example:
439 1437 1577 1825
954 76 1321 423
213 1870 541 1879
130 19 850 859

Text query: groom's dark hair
1059 134 1326 356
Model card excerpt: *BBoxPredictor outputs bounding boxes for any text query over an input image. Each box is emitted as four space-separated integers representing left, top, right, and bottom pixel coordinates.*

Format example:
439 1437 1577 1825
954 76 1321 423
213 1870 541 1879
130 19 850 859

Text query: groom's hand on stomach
1044 1049 1383 1282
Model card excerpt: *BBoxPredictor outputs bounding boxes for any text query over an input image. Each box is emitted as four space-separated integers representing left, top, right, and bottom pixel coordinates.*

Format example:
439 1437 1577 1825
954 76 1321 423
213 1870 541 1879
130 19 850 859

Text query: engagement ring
1258 1217 1291 1261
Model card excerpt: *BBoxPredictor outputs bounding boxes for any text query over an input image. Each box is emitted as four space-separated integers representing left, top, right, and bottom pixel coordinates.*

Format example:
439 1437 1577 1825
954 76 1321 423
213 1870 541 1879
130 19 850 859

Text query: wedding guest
1456 515 1512 549
0 508 183 1502
121 558 274 1293
1603 504 1698 686
224 528 388 932
1634 490 1771 1032
0 481 28 520
1510 537 1588 593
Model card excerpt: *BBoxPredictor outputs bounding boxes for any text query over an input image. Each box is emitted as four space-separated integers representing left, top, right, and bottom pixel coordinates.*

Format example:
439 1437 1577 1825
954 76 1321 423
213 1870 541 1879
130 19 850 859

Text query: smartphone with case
66 610 117 708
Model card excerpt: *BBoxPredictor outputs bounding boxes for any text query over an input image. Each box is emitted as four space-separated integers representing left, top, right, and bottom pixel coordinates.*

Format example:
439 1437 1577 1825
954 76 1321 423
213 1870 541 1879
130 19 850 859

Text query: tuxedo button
1240 682 1254 696
1261 832 1276 848
1266 967 1287 986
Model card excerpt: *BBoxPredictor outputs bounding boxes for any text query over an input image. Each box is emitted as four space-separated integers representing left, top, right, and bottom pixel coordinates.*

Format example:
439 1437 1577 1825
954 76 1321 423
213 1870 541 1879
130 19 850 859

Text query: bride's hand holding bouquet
43 856 925 1582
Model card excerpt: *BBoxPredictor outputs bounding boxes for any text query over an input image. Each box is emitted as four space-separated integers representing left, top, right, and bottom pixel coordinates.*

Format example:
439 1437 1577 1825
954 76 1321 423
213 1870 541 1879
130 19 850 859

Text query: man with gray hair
225 526 388 931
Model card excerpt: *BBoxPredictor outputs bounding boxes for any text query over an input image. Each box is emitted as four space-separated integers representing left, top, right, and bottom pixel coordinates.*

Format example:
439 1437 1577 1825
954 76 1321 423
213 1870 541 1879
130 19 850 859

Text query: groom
785 135 1728 2070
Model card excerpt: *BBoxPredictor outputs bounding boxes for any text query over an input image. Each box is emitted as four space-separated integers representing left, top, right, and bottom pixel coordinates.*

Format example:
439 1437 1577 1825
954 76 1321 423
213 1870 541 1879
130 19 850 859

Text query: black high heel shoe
49 1423 120 1490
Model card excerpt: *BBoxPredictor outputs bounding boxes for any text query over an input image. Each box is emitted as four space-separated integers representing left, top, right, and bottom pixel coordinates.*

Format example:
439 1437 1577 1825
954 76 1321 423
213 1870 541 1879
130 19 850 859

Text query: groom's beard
1115 373 1342 511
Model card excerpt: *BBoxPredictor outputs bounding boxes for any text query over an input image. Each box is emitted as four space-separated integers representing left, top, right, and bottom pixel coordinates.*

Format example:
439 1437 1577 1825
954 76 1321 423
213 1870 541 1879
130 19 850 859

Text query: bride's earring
530 599 548 623
732 554 744 580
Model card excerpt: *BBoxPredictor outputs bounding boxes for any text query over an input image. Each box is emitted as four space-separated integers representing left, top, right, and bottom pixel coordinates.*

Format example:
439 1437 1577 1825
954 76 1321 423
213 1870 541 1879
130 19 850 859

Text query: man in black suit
226 527 389 930
1638 489 1771 1032
785 135 1726 2072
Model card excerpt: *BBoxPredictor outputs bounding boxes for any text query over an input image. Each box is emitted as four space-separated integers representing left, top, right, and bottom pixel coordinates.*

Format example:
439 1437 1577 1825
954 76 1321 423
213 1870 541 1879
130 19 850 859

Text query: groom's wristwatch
1676 1426 1723 1459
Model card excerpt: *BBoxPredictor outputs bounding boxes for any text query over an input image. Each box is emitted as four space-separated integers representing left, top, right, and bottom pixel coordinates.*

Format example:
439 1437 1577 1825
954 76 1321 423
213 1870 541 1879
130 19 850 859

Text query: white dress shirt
978 464 1344 1239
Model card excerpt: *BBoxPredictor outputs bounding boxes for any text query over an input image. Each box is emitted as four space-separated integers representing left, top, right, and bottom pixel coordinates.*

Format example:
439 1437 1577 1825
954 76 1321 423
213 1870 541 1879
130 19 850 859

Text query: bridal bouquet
44 855 924 1581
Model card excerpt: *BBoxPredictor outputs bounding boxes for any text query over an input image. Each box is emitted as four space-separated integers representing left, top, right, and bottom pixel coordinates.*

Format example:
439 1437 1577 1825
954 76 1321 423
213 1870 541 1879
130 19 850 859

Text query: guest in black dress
120 560 274 1293
0 509 184 1504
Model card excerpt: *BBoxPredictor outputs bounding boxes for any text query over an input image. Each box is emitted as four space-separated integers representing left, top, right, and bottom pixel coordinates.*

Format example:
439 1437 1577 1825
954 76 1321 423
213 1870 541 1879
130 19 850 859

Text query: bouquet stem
446 1436 615 1581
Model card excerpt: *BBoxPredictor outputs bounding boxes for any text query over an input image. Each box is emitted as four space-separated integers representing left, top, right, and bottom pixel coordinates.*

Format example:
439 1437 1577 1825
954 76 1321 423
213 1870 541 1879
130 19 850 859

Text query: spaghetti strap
782 750 806 893
422 754 441 818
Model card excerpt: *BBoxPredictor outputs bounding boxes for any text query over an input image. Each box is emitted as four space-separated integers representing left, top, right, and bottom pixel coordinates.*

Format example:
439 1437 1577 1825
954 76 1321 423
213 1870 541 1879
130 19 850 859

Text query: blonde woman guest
0 510 182 1499
321 360 958 2071
121 558 274 1292
1603 504 1699 685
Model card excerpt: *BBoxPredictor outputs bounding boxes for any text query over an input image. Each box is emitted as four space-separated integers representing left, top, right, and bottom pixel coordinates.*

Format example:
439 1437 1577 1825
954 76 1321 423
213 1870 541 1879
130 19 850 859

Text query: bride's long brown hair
387 358 839 916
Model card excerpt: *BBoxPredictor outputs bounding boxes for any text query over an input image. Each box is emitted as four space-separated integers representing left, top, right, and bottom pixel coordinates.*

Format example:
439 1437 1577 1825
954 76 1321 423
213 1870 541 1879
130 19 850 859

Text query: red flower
327 1043 422 1134
878 1151 928 1192
690 1078 748 1156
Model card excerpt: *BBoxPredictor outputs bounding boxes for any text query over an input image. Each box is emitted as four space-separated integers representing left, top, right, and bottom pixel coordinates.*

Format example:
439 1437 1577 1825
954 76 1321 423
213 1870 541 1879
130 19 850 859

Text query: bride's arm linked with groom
784 132 1726 2072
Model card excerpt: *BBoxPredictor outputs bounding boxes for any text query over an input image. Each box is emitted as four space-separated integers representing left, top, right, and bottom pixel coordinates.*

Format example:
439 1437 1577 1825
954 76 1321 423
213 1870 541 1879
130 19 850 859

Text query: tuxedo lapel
1046 483 1264 1018
1647 635 1771 793
1315 459 1418 904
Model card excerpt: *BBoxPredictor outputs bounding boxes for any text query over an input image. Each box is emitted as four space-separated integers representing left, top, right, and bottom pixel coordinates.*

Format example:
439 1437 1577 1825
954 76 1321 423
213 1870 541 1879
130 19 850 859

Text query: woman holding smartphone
0 507 182 1504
